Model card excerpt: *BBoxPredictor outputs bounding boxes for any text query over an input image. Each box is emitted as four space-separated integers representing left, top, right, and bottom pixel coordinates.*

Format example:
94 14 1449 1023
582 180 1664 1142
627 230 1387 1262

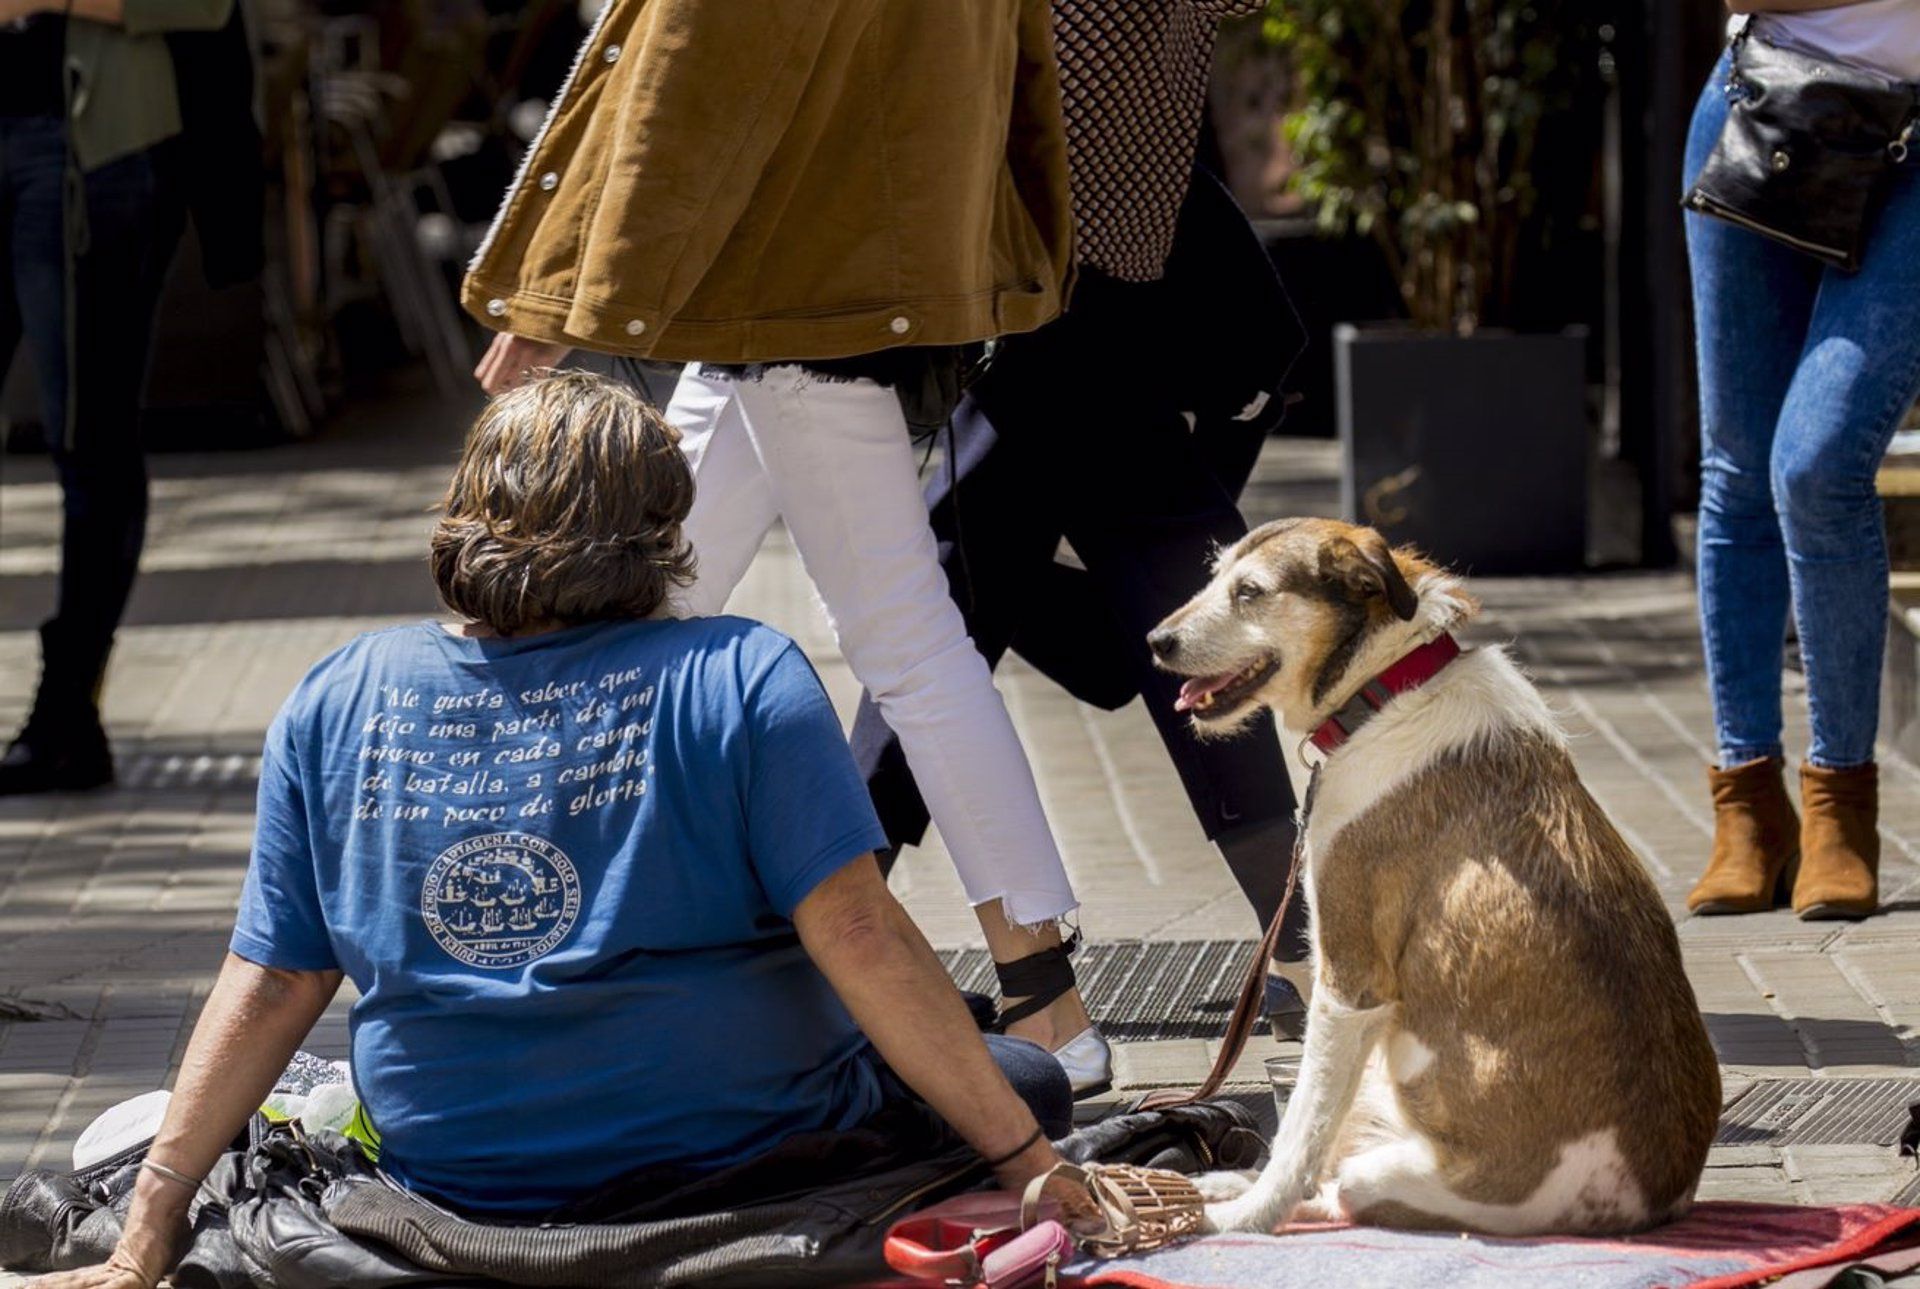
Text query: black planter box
1336 325 1589 575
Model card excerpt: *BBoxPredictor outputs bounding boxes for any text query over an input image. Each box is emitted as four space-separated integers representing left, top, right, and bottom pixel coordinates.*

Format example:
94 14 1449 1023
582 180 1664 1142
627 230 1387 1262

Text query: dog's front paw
1191 1169 1257 1203
1203 1195 1267 1235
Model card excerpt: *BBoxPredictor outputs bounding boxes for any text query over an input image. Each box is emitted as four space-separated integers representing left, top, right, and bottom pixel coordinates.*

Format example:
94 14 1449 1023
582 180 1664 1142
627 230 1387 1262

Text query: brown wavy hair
432 370 696 634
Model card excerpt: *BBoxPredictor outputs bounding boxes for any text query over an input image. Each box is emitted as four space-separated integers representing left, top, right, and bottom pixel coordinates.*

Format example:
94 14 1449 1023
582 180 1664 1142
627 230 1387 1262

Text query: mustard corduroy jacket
462 0 1076 364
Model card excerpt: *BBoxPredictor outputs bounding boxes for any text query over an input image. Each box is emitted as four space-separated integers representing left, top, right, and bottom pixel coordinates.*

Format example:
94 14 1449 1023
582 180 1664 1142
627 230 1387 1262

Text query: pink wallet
979 1220 1077 1288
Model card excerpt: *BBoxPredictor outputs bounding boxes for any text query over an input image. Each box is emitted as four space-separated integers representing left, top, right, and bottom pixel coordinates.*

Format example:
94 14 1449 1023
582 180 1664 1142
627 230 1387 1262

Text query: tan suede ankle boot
1793 762 1878 921
1688 757 1799 915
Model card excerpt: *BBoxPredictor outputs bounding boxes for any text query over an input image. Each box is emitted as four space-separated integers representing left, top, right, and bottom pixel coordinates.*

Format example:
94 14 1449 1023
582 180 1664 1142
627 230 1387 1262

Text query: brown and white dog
1149 517 1720 1237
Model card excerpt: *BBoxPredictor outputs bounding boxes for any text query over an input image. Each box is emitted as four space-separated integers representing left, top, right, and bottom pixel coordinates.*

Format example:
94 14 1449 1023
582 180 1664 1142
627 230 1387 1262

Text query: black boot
0 622 115 795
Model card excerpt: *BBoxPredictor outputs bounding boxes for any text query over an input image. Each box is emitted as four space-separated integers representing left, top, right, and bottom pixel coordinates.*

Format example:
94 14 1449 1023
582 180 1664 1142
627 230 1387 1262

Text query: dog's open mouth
1173 656 1279 720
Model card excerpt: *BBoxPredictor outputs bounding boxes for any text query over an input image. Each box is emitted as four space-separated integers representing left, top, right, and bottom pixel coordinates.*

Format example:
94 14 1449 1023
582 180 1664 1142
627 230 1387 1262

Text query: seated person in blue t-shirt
44 371 1084 1289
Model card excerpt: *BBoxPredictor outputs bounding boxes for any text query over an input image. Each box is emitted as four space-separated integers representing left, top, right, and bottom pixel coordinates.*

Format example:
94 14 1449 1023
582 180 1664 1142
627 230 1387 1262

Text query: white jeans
665 364 1078 928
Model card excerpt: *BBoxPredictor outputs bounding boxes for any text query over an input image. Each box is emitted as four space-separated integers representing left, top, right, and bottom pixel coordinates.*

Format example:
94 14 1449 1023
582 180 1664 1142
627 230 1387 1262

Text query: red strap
1308 633 1463 755
883 1221 986 1282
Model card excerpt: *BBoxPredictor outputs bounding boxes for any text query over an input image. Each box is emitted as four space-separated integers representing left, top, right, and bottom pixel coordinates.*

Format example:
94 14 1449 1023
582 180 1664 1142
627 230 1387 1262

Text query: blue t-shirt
233 616 891 1213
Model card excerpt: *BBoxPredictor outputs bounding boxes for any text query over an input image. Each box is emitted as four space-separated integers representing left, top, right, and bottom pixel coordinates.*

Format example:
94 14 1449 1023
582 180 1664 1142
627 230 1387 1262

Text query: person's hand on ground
475 333 573 395
995 1141 1105 1236
25 1234 182 1289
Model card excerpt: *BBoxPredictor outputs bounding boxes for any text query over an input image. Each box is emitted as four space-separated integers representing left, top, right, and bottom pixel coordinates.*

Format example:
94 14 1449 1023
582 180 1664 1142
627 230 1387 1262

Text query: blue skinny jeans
1684 49 1920 770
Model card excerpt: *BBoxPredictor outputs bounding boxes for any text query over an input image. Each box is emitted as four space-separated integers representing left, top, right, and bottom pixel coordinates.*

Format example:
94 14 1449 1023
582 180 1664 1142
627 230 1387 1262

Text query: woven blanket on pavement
1067 1202 1920 1289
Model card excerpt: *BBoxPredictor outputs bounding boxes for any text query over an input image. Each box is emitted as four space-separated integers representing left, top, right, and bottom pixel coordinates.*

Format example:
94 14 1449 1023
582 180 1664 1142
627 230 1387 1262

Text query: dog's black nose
1147 629 1180 661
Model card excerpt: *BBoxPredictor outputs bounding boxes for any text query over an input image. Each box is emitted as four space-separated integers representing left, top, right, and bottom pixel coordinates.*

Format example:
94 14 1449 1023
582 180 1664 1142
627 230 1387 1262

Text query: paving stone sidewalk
0 380 1915 1277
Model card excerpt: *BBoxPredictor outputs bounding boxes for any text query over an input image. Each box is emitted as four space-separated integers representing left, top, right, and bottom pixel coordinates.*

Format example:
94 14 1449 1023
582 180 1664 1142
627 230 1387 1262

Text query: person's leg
980 289 1309 1028
1684 54 1823 771
1057 433 1304 926
1056 425 1311 1016
1070 422 1313 1020
664 366 781 617
982 1033 1073 1141
1680 54 1825 912
1772 160 1920 772
55 147 178 644
1004 563 1149 711
0 126 179 793
853 397 1064 856
1767 156 1920 919
719 366 1098 1065
0 125 25 446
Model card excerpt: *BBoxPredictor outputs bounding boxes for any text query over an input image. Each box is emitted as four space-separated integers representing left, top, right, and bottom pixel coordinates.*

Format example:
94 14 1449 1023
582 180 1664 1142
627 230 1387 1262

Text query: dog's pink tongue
1175 674 1231 713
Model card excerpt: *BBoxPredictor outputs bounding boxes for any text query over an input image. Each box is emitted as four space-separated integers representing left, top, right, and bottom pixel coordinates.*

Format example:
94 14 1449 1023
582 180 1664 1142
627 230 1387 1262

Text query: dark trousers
976 1032 1074 1140
548 1035 1071 1226
856 272 1305 950
0 117 182 670
975 281 1294 840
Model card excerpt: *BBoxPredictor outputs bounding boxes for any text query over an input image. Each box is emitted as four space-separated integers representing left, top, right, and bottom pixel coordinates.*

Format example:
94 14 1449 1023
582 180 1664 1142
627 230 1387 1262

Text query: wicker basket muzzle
1021 1162 1208 1259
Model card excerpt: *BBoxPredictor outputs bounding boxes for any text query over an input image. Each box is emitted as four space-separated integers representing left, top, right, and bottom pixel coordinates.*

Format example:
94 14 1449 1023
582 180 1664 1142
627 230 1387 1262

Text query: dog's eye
1233 580 1265 604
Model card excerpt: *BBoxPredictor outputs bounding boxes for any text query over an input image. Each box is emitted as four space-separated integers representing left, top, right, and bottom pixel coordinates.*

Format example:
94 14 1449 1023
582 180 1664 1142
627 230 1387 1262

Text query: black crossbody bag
1685 22 1920 272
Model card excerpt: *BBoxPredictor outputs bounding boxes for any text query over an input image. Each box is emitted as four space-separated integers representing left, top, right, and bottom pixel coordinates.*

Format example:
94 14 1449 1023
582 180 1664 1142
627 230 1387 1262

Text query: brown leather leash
1133 767 1317 1112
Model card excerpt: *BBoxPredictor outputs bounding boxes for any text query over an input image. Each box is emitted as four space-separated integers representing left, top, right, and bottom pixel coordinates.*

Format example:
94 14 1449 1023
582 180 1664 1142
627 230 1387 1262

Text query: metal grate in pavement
116 751 261 792
1896 1171 1920 1208
1716 1078 1920 1147
940 938 1264 1042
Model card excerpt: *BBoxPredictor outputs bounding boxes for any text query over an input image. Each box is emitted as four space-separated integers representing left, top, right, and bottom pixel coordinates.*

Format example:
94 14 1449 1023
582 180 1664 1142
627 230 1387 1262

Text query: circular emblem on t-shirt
421 833 582 970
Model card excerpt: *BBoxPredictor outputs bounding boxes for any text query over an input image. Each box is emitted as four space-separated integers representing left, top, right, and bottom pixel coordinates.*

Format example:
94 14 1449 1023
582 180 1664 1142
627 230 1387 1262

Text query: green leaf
1264 0 1604 327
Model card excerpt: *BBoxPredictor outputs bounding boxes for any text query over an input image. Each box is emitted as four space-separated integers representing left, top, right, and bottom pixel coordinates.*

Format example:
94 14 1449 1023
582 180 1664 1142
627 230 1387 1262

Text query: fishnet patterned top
1053 0 1265 282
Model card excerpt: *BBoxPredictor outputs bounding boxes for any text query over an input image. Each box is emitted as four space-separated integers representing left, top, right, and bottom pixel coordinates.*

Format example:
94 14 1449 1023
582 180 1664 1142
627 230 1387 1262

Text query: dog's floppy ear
1325 531 1419 621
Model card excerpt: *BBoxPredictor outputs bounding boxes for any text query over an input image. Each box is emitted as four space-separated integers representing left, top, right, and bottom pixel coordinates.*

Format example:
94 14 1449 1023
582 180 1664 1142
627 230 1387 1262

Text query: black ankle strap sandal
991 931 1082 1031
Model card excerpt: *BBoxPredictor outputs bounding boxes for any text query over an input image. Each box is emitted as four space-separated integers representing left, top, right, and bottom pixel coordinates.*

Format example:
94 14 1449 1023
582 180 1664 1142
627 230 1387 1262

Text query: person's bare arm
794 857 1070 1197
28 956 342 1289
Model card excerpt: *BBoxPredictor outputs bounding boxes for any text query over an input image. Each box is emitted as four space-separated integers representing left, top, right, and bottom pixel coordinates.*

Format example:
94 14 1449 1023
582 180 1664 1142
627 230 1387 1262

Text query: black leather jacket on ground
2 1100 1261 1288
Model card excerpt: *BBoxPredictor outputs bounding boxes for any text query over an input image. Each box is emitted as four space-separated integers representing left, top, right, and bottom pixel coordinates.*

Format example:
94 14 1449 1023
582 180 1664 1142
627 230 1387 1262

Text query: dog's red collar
1308 633 1463 756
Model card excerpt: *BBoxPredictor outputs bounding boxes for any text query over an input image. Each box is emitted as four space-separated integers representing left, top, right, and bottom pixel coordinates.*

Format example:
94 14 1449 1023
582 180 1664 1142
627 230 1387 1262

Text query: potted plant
1263 0 1608 573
